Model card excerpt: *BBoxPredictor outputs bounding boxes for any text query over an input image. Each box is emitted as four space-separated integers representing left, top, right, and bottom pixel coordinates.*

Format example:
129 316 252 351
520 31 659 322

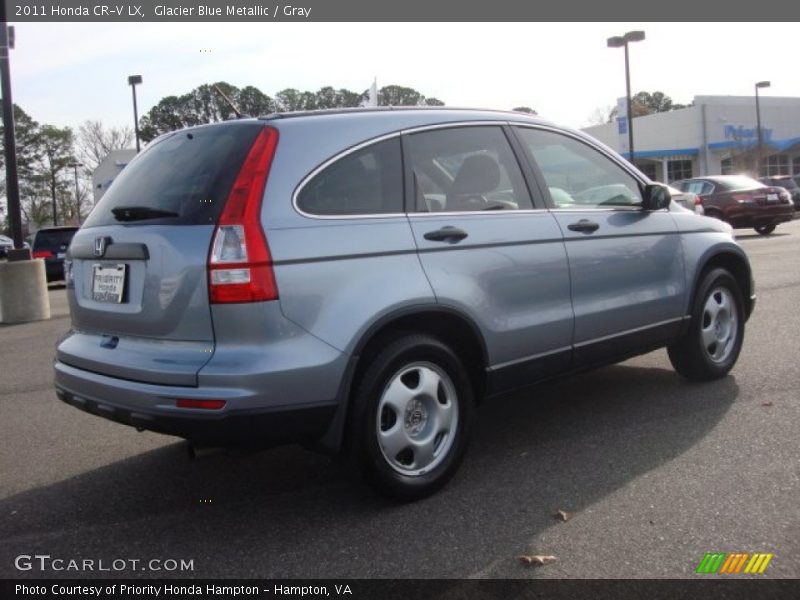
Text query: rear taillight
693 196 704 215
208 127 279 304
32 250 54 259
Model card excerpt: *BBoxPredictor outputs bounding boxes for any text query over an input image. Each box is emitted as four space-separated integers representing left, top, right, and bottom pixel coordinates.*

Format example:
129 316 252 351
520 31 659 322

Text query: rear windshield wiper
111 206 179 222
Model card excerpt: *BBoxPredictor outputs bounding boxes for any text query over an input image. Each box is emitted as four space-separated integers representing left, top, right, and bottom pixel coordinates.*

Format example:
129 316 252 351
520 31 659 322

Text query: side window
297 138 403 216
516 127 643 209
685 181 712 195
405 126 533 212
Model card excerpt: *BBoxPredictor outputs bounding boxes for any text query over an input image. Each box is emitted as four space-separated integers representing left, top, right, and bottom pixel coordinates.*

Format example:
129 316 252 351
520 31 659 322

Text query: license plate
57 252 65 259
767 193 779 202
92 264 126 303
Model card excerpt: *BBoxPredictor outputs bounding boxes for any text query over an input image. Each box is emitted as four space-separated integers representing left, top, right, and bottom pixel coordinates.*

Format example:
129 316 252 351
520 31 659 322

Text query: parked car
31 226 79 281
758 175 800 210
55 109 755 499
0 234 13 258
672 175 794 235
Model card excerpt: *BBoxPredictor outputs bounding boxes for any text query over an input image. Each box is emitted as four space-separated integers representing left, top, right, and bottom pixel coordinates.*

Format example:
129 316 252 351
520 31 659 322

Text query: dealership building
582 95 800 184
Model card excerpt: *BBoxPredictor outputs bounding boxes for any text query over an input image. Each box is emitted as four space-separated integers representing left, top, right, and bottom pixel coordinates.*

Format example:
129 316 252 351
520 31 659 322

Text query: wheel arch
690 248 754 321
315 305 489 454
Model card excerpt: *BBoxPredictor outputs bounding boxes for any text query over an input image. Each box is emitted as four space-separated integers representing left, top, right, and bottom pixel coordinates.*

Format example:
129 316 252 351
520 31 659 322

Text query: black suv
32 226 79 282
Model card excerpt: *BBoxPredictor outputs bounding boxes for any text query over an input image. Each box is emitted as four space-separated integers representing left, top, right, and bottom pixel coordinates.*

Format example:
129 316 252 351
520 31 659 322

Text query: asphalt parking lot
1 220 798 580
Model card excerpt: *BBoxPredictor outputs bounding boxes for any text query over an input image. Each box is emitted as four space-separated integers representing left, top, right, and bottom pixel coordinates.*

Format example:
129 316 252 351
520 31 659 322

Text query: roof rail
258 106 525 121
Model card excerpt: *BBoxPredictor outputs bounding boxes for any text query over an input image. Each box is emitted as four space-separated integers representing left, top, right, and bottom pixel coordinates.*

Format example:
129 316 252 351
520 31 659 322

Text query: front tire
668 268 745 381
348 333 474 500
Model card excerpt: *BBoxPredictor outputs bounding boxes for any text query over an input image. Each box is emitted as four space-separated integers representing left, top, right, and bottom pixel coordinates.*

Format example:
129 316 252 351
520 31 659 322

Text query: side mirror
642 184 671 211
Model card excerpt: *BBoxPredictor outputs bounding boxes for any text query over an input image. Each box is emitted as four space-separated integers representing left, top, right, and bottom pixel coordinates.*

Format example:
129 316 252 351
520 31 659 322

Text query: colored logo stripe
744 553 773 574
719 553 749 573
696 553 726 574
696 552 773 574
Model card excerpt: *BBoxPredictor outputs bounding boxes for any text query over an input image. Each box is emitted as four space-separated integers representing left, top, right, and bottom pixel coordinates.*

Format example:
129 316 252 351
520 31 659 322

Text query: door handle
567 219 600 234
423 226 469 243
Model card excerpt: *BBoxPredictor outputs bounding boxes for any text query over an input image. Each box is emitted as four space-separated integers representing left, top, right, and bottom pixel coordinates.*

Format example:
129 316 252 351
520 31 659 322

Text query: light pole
607 30 645 165
0 8 27 258
68 162 83 224
755 81 770 177
128 74 142 152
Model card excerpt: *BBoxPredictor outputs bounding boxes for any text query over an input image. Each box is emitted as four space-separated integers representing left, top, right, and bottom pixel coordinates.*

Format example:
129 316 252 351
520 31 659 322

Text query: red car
672 175 795 235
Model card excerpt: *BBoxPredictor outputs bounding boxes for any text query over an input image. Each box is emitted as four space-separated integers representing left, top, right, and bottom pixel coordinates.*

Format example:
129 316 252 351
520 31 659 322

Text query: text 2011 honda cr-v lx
55 108 755 499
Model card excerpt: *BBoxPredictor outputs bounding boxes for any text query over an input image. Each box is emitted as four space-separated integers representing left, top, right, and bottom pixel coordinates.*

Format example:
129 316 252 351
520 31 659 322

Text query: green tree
631 91 687 115
379 85 423 106
236 86 276 116
0 104 43 192
139 95 194 142
138 82 446 142
36 125 75 226
275 88 304 112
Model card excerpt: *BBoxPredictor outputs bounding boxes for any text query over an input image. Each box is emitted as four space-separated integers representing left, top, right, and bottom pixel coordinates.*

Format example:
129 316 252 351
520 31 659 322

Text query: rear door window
296 138 403 216
405 126 533 212
82 123 265 227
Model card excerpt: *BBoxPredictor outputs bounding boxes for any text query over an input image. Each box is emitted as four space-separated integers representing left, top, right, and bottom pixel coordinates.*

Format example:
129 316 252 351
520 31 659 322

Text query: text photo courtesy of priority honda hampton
55 108 755 499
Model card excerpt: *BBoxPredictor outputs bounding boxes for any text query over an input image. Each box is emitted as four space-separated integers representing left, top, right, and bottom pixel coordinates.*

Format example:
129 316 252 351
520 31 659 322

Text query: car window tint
516 127 643 208
83 123 265 227
405 126 533 212
34 229 78 247
297 138 403 216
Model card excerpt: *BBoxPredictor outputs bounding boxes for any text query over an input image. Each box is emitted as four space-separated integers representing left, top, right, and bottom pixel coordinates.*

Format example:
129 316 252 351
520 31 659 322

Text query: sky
8 22 800 134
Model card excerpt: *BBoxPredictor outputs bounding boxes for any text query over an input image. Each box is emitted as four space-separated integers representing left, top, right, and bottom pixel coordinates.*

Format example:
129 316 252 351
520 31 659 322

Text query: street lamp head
755 81 771 89
607 36 625 48
624 30 646 43
128 75 143 86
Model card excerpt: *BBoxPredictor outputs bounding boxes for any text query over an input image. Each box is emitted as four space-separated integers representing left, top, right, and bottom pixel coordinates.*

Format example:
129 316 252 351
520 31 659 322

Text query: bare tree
76 120 134 171
585 105 616 126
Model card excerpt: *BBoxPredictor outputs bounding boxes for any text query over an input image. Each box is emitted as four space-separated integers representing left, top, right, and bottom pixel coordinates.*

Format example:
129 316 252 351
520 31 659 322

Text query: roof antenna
213 84 247 119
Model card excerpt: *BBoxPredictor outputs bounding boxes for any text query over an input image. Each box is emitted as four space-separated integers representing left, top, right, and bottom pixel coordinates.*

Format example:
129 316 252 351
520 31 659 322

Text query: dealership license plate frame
92 263 127 304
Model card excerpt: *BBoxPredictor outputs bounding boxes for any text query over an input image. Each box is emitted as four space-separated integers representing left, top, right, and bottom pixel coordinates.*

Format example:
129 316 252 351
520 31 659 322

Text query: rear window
82 123 264 227
33 229 78 248
717 176 765 192
765 177 799 190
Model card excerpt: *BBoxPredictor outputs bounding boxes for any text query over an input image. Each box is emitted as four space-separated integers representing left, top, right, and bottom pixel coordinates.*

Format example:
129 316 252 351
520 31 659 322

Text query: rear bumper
44 259 65 281
728 205 795 228
54 360 338 446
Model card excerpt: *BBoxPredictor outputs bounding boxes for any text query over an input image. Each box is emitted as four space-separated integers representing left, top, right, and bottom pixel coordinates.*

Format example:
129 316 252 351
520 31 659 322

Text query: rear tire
347 333 474 501
668 268 745 381
754 224 776 235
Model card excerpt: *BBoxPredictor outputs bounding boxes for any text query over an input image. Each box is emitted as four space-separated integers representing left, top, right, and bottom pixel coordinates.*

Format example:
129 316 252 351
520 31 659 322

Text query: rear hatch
60 121 268 386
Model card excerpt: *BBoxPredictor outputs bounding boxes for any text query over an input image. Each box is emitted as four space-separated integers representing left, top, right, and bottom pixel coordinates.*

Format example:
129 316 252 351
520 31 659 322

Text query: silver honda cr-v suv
55 108 755 499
